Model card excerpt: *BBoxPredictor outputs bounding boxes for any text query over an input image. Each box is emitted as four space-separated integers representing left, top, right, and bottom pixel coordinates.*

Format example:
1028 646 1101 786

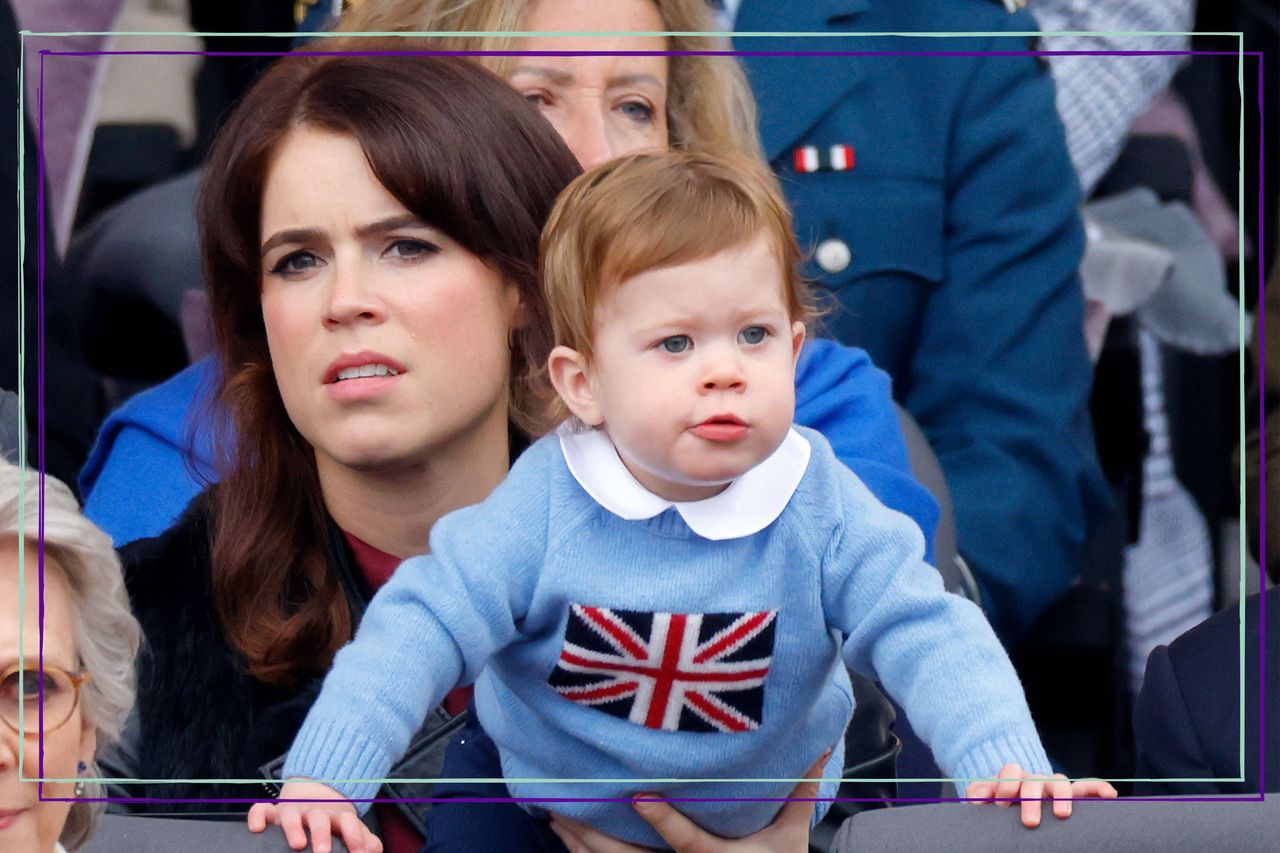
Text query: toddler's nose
700 353 746 392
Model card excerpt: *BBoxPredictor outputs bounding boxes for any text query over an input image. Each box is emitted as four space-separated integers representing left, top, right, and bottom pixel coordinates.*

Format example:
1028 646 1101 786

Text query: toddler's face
569 233 805 501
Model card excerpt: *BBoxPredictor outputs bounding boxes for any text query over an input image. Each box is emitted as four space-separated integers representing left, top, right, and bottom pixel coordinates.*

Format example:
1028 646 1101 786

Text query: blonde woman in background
335 0 761 166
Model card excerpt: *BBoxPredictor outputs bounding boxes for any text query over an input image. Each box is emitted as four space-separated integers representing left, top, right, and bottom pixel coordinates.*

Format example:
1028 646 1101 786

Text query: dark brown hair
199 51 580 685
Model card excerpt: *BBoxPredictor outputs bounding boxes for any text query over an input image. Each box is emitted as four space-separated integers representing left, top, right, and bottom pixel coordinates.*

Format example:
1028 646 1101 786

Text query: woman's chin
310 427 416 471
334 448 408 473
326 438 440 475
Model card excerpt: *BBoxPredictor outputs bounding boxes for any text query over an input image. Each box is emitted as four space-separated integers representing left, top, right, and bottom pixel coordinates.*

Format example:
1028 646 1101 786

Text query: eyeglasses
0 664 89 736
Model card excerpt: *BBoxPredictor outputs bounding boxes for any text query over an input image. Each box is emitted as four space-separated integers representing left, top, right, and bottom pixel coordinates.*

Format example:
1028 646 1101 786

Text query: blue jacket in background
81 340 939 559
80 357 218 546
735 0 1111 641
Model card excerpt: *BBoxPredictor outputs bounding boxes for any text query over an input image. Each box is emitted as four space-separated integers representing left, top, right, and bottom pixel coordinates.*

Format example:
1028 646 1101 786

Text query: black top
103 493 461 832
1132 587 1279 795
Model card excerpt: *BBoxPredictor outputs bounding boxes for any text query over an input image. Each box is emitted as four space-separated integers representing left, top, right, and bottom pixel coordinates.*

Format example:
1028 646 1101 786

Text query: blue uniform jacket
735 0 1110 641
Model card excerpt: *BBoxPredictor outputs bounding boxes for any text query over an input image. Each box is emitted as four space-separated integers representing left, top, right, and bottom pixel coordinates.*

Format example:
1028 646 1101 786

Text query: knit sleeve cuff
282 716 394 812
948 734 1054 797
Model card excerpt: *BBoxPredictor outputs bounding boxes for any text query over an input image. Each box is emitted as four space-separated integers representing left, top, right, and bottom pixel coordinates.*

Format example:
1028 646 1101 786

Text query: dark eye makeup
267 250 321 276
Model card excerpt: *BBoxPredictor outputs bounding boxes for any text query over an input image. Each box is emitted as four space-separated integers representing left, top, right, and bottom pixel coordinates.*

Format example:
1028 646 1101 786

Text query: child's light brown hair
540 150 817 367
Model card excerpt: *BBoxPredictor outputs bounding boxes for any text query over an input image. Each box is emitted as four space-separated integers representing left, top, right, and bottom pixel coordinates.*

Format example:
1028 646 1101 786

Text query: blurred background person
1129 239 1279 797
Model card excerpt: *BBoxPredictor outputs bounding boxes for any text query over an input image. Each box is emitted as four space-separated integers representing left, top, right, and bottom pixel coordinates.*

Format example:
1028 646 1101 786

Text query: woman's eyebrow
260 215 428 255
606 73 663 90
511 65 663 92
509 65 573 85
260 227 324 256
355 213 429 238
2 654 75 670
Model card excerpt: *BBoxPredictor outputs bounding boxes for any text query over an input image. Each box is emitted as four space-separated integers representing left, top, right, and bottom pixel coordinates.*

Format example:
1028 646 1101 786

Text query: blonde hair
0 460 141 851
539 150 815 417
334 0 762 158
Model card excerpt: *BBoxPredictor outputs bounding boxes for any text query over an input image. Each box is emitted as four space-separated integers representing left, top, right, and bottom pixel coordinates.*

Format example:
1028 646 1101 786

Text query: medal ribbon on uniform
793 144 855 173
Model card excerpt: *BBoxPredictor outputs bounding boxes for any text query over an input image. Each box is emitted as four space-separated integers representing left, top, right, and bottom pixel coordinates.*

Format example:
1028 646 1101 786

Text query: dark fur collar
120 496 330 805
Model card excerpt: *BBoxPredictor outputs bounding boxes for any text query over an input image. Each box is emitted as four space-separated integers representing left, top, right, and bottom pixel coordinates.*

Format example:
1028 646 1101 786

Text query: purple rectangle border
26 44 1268 808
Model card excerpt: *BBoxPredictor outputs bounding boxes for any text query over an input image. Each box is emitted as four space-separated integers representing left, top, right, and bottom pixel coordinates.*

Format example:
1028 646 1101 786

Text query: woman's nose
559 103 615 171
322 259 383 329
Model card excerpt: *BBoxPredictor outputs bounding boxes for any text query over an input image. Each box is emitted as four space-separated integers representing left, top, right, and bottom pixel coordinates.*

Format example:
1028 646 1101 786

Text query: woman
0 459 141 852
108 51 846 853
334 0 761 165
110 49 573 831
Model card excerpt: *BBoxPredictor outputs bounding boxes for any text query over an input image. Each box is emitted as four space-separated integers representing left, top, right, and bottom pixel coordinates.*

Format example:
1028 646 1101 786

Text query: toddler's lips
692 417 748 443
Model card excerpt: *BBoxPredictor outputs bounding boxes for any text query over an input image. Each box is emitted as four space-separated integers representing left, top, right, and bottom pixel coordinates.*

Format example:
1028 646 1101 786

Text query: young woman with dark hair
108 52 581 849
196 52 572 687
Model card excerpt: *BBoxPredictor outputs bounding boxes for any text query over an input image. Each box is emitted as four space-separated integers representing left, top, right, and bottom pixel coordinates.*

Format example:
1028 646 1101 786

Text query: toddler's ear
790 321 807 367
548 346 604 426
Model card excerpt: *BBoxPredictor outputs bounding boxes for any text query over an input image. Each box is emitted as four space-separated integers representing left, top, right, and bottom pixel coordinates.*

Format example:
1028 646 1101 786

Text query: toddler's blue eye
661 335 691 354
738 326 768 345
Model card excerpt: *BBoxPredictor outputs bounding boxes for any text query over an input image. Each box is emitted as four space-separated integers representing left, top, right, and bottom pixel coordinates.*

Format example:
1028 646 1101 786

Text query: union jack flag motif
548 605 777 733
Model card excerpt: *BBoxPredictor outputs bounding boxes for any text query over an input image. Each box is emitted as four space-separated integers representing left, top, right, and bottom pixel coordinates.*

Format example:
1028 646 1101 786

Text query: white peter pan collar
558 423 811 541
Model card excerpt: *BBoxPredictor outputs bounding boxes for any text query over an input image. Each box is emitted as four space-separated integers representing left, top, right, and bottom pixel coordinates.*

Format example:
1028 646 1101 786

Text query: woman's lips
325 372 402 403
323 351 407 402
691 416 748 443
322 351 407 385
0 808 28 831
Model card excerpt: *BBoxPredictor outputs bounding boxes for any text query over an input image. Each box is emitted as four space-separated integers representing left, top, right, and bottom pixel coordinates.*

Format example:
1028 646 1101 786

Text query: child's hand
966 763 1118 828
246 780 383 853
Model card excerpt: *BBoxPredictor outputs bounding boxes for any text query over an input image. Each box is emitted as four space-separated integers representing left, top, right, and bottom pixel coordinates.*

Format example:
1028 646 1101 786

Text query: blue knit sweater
285 427 1048 846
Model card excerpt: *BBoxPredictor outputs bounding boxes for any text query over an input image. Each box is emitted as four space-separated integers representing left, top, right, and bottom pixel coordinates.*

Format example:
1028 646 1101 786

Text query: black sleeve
1132 643 1218 795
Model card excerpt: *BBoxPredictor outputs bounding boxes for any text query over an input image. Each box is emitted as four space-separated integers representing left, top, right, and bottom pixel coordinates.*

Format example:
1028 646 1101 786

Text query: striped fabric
1123 329 1214 694
1031 0 1195 194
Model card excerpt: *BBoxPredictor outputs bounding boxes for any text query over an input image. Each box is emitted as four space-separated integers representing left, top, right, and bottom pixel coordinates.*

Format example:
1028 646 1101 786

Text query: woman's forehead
259 129 407 237
518 0 669 65
0 540 78 668
523 0 666 37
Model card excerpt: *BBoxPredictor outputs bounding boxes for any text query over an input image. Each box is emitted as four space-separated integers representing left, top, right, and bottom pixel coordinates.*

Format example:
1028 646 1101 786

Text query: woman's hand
966 763 1118 828
549 751 829 852
246 780 383 853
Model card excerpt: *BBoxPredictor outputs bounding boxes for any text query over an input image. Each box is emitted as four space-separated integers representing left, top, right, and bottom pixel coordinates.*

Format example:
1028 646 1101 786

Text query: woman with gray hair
0 459 140 852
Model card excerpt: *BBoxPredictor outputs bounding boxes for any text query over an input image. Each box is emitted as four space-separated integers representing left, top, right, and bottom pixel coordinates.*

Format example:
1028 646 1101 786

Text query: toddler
249 151 1113 852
